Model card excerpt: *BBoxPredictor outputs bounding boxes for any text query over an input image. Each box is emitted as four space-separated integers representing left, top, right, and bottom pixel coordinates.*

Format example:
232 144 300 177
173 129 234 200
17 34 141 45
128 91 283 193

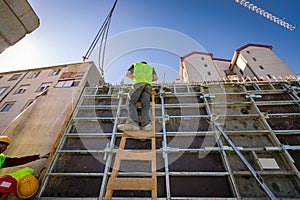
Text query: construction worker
0 135 49 199
0 136 49 169
118 61 158 131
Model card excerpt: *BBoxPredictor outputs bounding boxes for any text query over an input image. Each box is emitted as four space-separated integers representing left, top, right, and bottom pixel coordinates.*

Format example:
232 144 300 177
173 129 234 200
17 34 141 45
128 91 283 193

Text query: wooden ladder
104 89 157 199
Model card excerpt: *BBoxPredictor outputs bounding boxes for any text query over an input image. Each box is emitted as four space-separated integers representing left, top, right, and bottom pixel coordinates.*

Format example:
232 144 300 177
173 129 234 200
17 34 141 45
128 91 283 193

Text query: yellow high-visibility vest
133 62 153 86
0 153 6 168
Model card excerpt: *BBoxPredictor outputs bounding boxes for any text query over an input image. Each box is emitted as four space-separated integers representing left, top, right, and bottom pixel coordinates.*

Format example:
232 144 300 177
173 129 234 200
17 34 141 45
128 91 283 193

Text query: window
49 69 61 76
204 64 208 67
246 51 251 54
56 80 79 87
72 72 84 78
0 102 15 112
253 58 257 61
60 72 73 79
207 72 211 75
224 70 236 76
267 74 272 79
201 57 204 60
37 83 51 92
28 72 40 79
8 74 22 81
0 87 8 95
259 65 264 70
15 85 29 94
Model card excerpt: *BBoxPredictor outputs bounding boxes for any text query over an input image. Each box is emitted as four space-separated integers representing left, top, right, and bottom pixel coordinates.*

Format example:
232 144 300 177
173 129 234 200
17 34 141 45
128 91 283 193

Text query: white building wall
181 53 222 82
213 59 231 80
239 46 296 79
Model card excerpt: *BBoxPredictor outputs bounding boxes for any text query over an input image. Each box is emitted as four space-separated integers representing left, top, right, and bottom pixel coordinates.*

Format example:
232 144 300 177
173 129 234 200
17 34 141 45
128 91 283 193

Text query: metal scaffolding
37 80 300 199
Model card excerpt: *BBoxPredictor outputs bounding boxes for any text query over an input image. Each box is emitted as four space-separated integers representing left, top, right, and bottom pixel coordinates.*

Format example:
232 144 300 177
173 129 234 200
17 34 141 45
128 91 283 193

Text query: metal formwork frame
37 81 300 199
201 84 241 199
247 82 300 181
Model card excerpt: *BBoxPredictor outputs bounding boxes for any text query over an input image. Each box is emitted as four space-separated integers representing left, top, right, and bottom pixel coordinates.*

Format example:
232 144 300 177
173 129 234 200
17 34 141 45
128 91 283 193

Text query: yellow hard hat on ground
16 174 39 199
0 136 10 146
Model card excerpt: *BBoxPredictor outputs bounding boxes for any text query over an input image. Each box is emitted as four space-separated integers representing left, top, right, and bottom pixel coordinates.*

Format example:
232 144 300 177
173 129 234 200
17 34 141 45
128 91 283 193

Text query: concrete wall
236 46 297 80
180 52 222 82
0 62 102 133
180 44 297 83
212 59 231 80
0 62 102 183
0 0 40 53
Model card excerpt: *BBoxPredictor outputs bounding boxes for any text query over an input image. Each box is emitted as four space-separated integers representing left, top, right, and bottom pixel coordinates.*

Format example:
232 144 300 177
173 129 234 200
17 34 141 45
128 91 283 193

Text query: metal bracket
200 94 215 101
163 114 170 121
245 93 262 99
261 112 269 119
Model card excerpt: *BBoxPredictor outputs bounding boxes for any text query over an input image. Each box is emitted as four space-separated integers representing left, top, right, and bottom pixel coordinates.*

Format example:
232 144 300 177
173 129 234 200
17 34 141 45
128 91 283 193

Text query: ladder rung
124 130 155 138
107 177 156 190
136 102 154 107
117 150 156 160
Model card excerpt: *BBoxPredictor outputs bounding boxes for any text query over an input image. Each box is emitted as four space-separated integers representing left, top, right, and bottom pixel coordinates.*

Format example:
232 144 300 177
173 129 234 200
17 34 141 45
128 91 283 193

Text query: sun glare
0 37 40 72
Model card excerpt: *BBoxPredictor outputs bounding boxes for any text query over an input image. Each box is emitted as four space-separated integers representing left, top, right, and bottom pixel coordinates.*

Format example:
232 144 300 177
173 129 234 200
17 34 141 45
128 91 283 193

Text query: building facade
0 62 104 198
180 43 297 83
0 61 102 134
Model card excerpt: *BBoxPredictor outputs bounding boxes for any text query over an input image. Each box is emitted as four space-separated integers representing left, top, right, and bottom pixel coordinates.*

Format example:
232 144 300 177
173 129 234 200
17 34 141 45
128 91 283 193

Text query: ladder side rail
159 86 171 199
99 88 125 198
151 88 157 199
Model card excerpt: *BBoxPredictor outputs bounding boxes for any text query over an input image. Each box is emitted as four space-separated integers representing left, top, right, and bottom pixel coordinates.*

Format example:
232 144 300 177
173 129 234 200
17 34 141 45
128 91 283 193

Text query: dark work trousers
127 83 152 127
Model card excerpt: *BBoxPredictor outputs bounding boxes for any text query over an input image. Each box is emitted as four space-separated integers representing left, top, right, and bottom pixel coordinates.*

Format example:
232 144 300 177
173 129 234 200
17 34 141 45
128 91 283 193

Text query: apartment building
0 61 102 133
180 43 297 82
0 61 104 192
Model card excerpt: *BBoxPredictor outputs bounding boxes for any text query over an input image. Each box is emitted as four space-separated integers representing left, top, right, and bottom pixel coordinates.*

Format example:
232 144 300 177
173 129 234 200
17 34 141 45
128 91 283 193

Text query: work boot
144 123 152 131
117 123 140 131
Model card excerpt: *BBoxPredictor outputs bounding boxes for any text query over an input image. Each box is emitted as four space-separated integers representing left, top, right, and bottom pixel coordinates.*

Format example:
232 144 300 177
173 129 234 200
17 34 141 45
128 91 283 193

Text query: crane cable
82 0 118 77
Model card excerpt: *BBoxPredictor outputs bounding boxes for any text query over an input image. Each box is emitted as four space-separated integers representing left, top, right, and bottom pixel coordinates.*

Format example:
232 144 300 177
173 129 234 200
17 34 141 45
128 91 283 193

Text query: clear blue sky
0 0 299 83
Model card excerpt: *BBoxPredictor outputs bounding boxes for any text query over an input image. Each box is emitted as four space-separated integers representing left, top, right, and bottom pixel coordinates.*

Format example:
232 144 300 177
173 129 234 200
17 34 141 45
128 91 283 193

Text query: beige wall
0 86 82 176
0 61 101 133
236 46 297 80
0 0 39 53
213 59 231 80
180 44 297 83
181 53 222 83
0 61 102 176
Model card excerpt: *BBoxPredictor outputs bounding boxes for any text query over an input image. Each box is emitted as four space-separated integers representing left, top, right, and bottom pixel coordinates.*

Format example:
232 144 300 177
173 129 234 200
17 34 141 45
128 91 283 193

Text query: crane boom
234 0 296 31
